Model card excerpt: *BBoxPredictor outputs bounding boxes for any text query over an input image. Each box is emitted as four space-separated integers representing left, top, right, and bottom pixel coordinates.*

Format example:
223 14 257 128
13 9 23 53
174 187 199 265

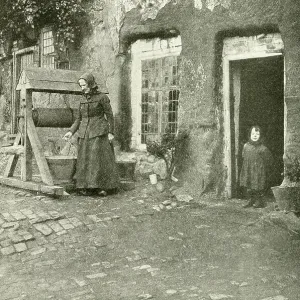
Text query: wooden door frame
222 34 285 198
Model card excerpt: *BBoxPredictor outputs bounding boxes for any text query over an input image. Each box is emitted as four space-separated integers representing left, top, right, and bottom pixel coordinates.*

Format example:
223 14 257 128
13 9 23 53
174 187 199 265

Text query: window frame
40 27 56 69
130 36 182 150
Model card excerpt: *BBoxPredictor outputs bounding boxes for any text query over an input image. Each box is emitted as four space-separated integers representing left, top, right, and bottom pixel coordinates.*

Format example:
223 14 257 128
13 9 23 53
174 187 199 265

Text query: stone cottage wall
1 0 300 195
93 0 300 194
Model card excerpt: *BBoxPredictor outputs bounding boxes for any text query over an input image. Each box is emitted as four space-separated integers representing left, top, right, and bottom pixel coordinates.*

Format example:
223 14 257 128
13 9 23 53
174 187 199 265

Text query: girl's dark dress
240 141 273 192
70 86 119 191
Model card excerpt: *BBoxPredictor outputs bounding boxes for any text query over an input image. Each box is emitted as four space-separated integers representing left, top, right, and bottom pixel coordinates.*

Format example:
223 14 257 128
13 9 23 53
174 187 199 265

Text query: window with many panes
42 28 55 69
141 56 180 143
130 37 182 148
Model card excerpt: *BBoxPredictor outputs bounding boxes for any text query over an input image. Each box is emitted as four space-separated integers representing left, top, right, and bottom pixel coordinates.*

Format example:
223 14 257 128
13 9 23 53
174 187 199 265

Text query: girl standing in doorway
240 125 273 208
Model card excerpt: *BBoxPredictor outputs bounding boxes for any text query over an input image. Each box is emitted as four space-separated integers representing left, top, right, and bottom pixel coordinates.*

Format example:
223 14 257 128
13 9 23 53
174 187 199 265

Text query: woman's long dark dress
70 91 119 190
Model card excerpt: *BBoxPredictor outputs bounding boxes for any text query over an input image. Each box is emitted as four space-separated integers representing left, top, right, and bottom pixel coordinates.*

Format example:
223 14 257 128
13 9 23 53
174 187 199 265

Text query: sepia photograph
0 0 299 299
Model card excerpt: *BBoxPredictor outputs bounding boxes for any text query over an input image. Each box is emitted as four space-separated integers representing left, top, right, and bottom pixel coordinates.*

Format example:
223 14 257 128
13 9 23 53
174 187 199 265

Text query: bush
146 130 189 180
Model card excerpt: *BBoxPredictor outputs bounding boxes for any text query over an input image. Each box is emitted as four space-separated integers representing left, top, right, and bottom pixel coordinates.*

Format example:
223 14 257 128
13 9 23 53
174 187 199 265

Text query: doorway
230 56 284 197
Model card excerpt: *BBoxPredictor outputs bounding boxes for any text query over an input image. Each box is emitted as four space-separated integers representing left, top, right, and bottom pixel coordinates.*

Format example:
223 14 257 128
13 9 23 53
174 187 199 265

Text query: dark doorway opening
230 56 284 197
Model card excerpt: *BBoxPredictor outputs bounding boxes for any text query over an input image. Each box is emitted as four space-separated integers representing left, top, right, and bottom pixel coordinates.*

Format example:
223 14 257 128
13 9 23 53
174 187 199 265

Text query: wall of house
77 0 299 195
1 0 300 195
0 60 12 131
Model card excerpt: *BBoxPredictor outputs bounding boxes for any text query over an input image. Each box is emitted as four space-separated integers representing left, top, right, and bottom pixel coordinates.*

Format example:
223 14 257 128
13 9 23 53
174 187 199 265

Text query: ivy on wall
0 0 91 53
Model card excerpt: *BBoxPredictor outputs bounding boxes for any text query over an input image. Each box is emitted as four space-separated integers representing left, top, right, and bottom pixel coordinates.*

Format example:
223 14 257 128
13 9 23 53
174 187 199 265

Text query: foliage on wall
121 0 173 21
194 0 231 11
0 0 91 54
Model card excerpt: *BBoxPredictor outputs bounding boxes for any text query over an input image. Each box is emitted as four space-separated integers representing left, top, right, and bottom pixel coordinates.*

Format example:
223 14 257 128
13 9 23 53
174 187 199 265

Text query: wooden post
27 118 54 186
232 65 241 197
11 51 17 134
21 90 33 181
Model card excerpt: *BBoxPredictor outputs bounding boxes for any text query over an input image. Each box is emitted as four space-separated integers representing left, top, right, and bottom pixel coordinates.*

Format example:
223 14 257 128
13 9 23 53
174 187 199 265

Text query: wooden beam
223 57 232 198
22 90 33 181
0 176 65 196
11 51 17 134
3 133 22 177
0 146 24 155
27 117 54 186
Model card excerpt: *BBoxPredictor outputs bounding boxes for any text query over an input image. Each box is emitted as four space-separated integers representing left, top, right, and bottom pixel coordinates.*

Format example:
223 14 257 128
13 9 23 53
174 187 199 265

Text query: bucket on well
46 155 76 183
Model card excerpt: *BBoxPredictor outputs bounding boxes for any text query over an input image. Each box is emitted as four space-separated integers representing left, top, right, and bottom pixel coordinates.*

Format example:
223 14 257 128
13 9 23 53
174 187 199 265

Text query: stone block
67 217 83 227
31 248 46 256
147 155 156 163
153 159 168 179
137 162 153 177
10 211 26 221
0 239 11 247
1 212 15 222
58 219 74 230
10 234 25 244
1 245 15 255
33 223 53 236
175 194 194 203
14 242 27 252
48 221 64 233
2 222 19 230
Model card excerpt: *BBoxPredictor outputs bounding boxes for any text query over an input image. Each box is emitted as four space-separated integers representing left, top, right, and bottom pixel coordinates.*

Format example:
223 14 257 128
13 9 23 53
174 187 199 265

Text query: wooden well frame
0 67 107 196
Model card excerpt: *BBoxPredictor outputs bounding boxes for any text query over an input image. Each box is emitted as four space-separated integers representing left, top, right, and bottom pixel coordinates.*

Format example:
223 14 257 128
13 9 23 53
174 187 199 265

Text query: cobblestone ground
0 182 300 300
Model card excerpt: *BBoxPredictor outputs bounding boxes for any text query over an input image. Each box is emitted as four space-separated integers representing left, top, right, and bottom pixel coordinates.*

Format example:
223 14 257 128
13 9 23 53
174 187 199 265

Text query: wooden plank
0 146 24 155
0 176 65 196
3 133 22 177
27 117 54 186
22 80 82 93
11 52 17 133
233 65 241 196
17 68 108 93
223 57 231 198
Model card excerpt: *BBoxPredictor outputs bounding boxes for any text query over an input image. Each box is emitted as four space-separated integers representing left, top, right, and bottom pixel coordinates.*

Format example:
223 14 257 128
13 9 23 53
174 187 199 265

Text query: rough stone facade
1 0 300 196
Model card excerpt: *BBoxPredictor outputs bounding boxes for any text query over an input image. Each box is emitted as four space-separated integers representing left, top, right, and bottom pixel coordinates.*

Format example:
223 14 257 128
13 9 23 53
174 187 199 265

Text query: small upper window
41 28 55 69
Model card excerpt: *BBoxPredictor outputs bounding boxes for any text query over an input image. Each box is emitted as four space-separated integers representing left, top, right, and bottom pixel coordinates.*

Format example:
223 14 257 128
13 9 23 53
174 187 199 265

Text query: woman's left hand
108 133 114 142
